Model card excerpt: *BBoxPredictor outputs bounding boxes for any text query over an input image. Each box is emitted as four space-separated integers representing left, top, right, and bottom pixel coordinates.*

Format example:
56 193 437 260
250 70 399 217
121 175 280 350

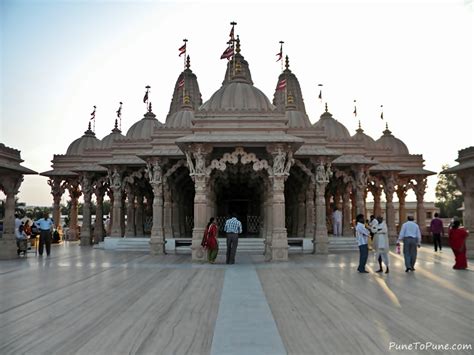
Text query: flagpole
182 38 188 70
231 22 236 79
280 41 284 73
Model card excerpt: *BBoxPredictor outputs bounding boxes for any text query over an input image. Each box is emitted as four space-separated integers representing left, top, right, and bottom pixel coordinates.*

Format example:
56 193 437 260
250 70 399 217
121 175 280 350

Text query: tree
435 164 464 218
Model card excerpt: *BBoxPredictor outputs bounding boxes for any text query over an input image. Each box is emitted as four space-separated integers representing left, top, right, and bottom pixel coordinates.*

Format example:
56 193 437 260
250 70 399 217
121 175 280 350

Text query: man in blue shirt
397 215 422 272
35 212 54 256
224 213 242 264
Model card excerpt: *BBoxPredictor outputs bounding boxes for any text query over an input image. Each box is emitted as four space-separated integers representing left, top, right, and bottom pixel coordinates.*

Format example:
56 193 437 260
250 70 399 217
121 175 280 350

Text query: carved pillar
107 191 114 236
108 168 123 238
354 168 367 216
270 175 288 260
163 180 174 239
124 183 136 237
67 180 81 241
383 173 397 244
264 181 273 261
369 179 382 218
0 175 23 259
305 184 315 238
297 191 306 238
80 174 93 246
192 175 208 261
456 173 474 258
48 178 65 229
411 177 427 234
314 161 331 254
146 159 165 255
396 182 409 231
121 194 126 237
135 193 144 237
342 181 352 236
94 183 106 244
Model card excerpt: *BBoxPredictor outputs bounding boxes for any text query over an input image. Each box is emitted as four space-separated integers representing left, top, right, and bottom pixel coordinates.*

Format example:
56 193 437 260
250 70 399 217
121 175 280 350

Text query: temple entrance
212 163 265 238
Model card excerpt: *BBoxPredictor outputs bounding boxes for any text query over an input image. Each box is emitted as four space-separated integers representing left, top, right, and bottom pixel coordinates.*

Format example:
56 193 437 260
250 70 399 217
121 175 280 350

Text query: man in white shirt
355 213 370 273
397 216 422 272
332 207 343 237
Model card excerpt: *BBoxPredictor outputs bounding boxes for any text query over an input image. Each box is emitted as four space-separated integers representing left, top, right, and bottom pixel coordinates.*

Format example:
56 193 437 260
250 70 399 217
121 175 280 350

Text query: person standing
448 220 469 270
397 216 422 272
332 207 343 237
355 214 370 273
202 217 219 264
224 213 242 264
430 213 444 252
35 212 54 256
373 216 389 273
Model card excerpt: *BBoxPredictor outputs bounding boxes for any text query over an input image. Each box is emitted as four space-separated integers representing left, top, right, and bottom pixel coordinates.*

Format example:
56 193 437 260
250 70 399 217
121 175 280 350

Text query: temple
41 33 435 261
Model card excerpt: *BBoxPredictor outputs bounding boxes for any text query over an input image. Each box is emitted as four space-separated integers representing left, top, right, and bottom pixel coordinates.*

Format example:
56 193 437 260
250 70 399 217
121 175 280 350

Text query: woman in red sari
202 217 219 263
448 220 469 270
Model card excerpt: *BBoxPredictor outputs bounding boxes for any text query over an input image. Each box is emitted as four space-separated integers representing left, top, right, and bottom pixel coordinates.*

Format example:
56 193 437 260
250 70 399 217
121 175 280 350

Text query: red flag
276 44 283 62
276 79 286 91
220 46 234 60
353 106 357 117
179 43 186 57
90 106 96 120
178 78 185 88
318 90 322 101
229 26 235 41
143 90 148 103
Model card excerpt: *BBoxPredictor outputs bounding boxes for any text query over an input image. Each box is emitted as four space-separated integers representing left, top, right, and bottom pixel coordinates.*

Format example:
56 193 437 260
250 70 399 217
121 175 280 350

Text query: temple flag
276 79 287 91
178 78 185 88
90 106 96 120
220 46 234 60
179 43 186 57
276 43 283 62
318 90 322 100
380 105 384 119
116 102 122 118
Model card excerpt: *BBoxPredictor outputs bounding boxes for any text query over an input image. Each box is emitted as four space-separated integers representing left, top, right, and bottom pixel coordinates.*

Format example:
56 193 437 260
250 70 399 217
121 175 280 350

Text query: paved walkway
0 243 473 355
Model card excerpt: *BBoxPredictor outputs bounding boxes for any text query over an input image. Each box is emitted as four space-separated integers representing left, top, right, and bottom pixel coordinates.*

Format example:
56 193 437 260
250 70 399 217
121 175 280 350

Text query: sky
1 0 473 206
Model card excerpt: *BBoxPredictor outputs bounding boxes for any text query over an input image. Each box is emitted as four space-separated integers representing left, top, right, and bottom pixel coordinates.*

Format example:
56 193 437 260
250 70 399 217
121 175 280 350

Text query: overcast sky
1 0 472 206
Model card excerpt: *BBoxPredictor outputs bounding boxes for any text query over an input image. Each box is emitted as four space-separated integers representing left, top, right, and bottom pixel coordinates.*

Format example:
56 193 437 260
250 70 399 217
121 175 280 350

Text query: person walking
448 220 469 270
397 216 422 272
332 207 343 237
35 212 54 256
430 212 444 252
372 216 389 273
224 213 242 264
202 217 219 264
355 214 370 273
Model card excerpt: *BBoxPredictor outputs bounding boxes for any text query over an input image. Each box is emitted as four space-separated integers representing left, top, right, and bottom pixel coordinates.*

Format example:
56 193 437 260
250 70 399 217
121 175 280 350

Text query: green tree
435 164 464 218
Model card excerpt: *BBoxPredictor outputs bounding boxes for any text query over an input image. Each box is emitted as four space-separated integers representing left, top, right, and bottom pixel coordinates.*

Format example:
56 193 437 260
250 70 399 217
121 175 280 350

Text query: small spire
88 121 92 131
114 119 118 129
186 55 191 69
285 55 290 70
356 120 364 133
235 35 241 53
325 102 328 112
148 102 152 112
358 120 361 129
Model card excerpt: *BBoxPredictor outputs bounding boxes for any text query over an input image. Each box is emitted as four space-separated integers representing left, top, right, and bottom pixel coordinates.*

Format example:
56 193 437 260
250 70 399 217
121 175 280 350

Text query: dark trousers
39 230 52 256
433 233 442 251
358 244 368 272
226 233 239 264
403 237 418 269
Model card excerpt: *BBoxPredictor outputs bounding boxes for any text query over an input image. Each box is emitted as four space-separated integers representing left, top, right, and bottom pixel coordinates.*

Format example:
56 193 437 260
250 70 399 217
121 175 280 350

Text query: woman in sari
448 220 469 270
202 217 219 263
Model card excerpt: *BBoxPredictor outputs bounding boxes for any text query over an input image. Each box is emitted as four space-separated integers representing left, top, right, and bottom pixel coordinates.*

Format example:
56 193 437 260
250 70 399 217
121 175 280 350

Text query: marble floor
0 243 472 355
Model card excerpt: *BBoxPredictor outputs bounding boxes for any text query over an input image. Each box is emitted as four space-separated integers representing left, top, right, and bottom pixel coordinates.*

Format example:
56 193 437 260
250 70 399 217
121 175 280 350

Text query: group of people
356 212 469 273
201 213 243 264
15 212 55 257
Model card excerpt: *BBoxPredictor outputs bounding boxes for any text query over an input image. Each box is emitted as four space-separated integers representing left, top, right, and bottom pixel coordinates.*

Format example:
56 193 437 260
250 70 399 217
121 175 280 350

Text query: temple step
328 237 359 251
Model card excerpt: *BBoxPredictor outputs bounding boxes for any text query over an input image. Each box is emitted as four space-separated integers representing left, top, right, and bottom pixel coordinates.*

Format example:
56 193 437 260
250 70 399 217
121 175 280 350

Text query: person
430 212 444 252
368 215 378 251
372 216 389 273
332 207 342 237
224 213 242 264
397 216 422 272
355 213 370 273
448 220 469 270
35 212 54 256
202 217 219 264
15 215 27 256
104 215 111 236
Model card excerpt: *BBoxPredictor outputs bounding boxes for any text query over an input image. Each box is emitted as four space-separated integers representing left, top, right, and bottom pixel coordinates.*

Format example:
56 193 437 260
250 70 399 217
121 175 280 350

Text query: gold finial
235 60 242 73
114 119 118 129
358 120 361 129
386 122 388 130
88 121 92 131
183 94 191 105
285 55 289 70
236 35 241 53
148 102 152 112
186 55 190 69
325 102 328 112
287 93 294 104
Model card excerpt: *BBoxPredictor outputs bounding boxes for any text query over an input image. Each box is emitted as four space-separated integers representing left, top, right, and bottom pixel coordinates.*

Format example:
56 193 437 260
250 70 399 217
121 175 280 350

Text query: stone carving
208 146 270 174
193 148 205 174
325 162 333 181
284 150 294 174
185 151 195 175
316 162 328 183
146 160 163 185
273 149 286 174
110 168 122 190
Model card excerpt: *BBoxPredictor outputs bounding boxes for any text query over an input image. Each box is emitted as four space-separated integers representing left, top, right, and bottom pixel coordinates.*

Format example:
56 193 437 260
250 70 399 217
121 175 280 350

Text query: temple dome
66 123 101 155
351 124 377 150
375 124 409 155
101 120 124 148
166 108 194 128
313 107 351 140
126 106 163 139
199 81 275 112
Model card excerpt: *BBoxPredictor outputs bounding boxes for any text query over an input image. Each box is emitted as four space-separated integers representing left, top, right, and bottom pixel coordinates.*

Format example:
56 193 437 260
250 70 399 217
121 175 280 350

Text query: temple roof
101 120 124 148
313 105 351 140
375 123 409 155
399 168 436 176
332 154 377 166
126 105 163 139
66 123 101 155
